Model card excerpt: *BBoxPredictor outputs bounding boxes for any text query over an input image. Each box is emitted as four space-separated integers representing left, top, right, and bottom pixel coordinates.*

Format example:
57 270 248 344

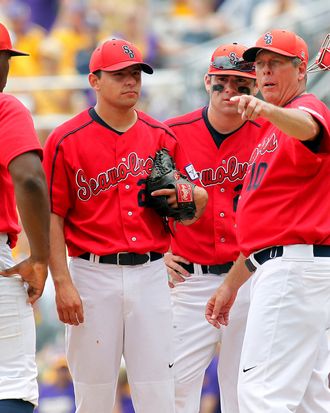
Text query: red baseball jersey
237 94 330 257
166 107 263 264
0 93 42 247
43 108 196 257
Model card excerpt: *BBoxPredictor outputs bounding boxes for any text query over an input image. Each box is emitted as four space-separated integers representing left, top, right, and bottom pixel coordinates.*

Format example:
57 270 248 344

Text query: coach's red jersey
0 94 42 247
43 108 195 257
237 94 330 257
166 107 263 264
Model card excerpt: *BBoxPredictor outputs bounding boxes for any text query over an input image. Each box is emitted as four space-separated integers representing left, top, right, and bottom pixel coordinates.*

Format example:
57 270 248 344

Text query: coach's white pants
239 245 330 413
171 265 250 413
0 235 38 406
67 257 175 413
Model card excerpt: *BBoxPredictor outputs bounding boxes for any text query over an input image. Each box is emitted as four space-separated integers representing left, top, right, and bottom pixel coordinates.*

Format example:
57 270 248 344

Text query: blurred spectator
173 0 229 46
75 9 105 106
24 0 59 31
114 367 135 413
251 0 305 31
200 355 221 413
33 36 77 143
36 356 75 413
50 1 95 74
5 0 46 76
171 0 194 17
112 5 166 68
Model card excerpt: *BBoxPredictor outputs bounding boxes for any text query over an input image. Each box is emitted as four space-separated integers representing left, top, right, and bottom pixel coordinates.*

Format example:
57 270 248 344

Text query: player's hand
230 95 271 122
164 253 191 287
151 188 178 208
0 257 48 305
55 281 84 326
205 282 237 329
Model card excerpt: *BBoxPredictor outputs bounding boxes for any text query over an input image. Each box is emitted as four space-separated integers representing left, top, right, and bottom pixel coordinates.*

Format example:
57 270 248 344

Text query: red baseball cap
208 43 256 79
243 29 309 63
89 39 153 74
0 22 29 56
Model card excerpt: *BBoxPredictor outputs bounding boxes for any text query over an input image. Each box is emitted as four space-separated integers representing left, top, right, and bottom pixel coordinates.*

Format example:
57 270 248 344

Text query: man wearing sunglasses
164 43 263 413
206 30 330 412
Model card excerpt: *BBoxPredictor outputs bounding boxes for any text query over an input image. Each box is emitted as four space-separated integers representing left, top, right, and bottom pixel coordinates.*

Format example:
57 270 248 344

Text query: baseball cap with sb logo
0 22 28 56
243 29 309 63
208 43 256 79
89 39 153 74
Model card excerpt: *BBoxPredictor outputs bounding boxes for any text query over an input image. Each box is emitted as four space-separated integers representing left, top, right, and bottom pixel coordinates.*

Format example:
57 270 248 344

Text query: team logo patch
185 163 199 181
228 51 239 65
122 45 135 58
177 183 193 203
264 32 273 45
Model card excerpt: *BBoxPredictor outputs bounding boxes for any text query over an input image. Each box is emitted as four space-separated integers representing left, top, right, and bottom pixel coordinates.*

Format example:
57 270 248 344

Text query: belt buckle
117 252 128 265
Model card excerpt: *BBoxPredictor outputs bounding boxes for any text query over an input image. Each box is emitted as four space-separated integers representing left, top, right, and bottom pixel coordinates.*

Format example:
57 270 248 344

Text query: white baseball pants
171 265 251 413
239 245 330 413
67 257 175 413
0 234 38 406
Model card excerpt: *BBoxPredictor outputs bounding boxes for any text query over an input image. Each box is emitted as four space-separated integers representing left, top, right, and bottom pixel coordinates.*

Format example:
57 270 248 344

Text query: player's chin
122 96 139 107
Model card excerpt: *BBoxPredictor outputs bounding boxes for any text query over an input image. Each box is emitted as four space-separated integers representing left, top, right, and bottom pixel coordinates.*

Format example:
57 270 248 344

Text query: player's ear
88 72 100 90
298 61 307 82
204 74 211 94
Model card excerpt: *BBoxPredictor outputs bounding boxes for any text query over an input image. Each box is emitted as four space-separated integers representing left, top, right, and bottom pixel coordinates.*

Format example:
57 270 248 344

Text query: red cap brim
99 61 153 74
243 46 296 62
8 48 29 56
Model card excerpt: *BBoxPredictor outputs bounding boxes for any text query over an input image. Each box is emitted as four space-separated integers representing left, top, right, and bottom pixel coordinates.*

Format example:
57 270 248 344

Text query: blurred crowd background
5 0 329 412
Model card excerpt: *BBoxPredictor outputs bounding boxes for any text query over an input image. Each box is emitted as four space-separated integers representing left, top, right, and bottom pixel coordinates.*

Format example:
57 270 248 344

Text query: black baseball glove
146 148 196 221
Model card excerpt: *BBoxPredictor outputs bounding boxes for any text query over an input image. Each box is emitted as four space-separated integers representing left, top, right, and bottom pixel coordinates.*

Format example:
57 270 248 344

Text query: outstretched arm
0 152 49 304
231 95 320 141
205 253 253 329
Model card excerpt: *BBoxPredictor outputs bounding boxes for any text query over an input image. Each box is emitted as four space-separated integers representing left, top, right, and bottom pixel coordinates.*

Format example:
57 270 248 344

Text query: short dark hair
291 57 302 67
92 69 102 78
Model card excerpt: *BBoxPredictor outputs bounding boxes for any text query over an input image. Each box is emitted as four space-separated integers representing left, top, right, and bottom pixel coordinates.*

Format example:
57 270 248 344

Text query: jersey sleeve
43 132 74 217
293 95 330 153
0 94 42 168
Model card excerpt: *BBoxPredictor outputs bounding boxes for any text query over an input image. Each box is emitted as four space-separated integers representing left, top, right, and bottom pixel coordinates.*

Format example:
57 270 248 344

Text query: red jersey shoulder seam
137 115 177 140
49 119 94 213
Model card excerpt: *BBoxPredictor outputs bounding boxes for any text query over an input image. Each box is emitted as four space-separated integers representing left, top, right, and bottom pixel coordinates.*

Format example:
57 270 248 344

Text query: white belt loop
90 253 100 263
282 244 314 261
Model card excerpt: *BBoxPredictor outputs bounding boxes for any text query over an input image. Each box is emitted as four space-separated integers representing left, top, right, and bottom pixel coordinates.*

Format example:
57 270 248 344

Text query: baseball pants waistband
78 251 163 265
245 244 330 272
180 261 233 275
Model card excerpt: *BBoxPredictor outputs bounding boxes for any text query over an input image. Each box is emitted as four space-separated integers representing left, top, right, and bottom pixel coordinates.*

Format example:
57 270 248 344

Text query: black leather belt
181 261 233 275
79 252 163 265
245 245 330 272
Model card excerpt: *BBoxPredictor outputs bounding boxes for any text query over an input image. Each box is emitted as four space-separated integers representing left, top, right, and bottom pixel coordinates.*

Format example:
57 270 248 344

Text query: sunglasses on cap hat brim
211 56 255 72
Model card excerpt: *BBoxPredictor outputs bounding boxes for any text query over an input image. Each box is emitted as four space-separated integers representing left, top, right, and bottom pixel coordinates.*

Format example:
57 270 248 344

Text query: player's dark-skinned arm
205 253 253 329
49 213 84 326
231 95 320 141
151 186 208 225
0 152 49 305
164 252 191 287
